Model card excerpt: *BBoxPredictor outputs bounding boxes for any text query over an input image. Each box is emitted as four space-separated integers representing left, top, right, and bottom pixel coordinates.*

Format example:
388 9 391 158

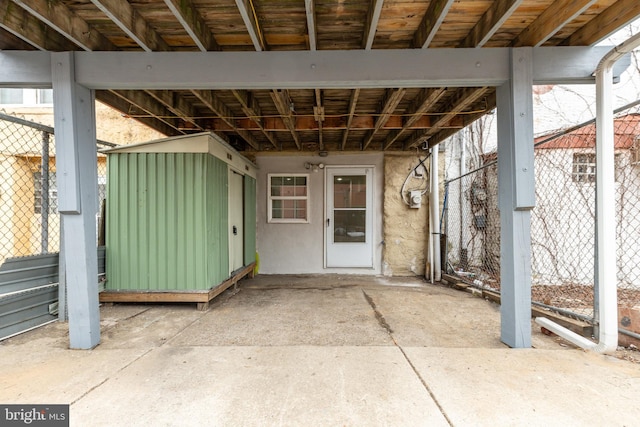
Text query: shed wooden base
99 263 256 310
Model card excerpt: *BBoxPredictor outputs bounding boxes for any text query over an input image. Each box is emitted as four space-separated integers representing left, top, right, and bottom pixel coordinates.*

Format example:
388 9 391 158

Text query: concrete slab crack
361 289 454 427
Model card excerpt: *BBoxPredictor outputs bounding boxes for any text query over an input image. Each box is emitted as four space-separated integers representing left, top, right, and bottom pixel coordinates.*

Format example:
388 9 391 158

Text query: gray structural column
51 52 100 349
497 47 535 348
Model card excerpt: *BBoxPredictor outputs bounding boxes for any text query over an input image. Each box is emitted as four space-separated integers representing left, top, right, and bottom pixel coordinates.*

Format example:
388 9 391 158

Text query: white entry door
229 170 244 273
325 167 374 268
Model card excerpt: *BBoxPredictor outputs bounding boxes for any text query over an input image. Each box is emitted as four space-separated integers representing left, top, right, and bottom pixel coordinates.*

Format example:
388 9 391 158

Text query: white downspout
536 33 640 353
430 147 442 282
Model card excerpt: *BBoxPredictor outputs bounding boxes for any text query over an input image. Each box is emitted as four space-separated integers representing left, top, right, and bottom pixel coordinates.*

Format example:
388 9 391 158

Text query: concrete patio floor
1 275 639 426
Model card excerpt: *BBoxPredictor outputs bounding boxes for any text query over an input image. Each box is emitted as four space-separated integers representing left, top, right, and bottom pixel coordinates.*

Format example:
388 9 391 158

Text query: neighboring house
0 88 163 265
448 113 640 289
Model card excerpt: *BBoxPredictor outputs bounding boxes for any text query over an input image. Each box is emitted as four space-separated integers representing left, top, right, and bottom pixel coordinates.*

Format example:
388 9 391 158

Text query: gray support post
51 52 100 349
40 131 50 253
496 47 535 348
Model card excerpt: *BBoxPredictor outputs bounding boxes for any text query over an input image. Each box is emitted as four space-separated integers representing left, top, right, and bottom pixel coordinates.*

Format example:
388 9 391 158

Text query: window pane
334 175 366 208
334 210 366 242
38 89 53 104
0 89 24 104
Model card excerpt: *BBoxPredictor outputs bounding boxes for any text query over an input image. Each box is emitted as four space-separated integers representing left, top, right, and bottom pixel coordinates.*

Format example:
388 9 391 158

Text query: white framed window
33 172 58 214
0 88 53 106
572 153 595 183
268 174 309 223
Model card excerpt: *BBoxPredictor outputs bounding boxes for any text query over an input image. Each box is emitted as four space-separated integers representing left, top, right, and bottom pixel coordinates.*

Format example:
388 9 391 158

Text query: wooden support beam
270 89 301 150
146 90 204 131
461 0 524 48
90 0 170 52
111 89 185 134
562 0 640 46
362 0 384 50
341 89 360 150
192 89 260 150
234 0 266 51
232 89 280 149
96 90 178 136
362 88 406 150
11 0 114 51
412 0 455 48
384 88 446 150
163 0 220 51
513 0 597 47
314 88 324 150
304 0 317 50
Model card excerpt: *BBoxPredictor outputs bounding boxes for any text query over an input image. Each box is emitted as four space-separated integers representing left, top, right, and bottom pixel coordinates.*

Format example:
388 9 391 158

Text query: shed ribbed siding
106 153 229 291
244 175 257 265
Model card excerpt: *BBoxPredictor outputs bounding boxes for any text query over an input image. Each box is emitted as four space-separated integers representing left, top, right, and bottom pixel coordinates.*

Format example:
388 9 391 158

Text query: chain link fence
444 100 640 327
0 111 112 267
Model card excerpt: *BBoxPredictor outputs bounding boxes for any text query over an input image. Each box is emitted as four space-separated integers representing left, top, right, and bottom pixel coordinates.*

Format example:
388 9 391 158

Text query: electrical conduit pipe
535 32 640 353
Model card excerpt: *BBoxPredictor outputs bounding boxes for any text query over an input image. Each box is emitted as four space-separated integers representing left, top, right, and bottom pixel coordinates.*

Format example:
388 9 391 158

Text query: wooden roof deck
2 0 639 153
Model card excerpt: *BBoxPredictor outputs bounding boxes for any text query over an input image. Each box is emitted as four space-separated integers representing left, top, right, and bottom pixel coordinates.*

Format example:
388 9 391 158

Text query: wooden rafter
270 90 301 150
11 0 113 51
513 0 597 47
163 0 219 52
562 0 640 46
111 90 186 134
363 0 384 50
461 0 524 48
384 88 446 150
90 0 170 52
412 0 455 49
231 90 280 149
234 0 266 51
341 89 360 150
192 90 260 150
304 0 317 51
146 90 204 131
406 87 488 149
362 88 406 150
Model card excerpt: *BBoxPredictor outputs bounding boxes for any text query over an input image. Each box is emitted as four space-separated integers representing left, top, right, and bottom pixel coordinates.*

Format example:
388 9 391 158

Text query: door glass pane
334 210 366 243
333 175 366 208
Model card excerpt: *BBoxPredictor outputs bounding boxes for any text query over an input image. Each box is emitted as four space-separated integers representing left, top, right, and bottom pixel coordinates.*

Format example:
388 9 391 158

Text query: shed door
229 170 244 273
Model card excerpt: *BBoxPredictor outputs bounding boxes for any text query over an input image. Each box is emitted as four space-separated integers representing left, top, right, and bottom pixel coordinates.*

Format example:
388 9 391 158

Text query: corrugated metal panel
0 254 58 294
0 284 57 340
244 176 257 265
106 153 230 291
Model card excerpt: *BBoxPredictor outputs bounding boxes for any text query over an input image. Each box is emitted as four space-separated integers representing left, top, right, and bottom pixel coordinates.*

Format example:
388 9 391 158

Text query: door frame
323 165 375 269
228 167 245 274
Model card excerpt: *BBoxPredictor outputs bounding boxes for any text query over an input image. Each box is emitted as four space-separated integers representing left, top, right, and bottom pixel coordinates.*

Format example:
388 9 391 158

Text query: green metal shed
101 133 256 307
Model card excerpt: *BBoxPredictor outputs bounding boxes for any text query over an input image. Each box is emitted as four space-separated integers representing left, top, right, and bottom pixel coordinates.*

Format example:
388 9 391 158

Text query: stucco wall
255 153 384 275
382 154 429 276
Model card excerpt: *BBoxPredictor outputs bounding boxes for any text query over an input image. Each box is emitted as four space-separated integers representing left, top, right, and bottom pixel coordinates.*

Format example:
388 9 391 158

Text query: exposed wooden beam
562 0 640 46
412 0 455 48
192 90 260 150
96 90 178 136
110 89 185 134
461 0 523 48
0 1 77 50
146 90 204 131
231 89 280 149
270 89 301 150
163 0 219 52
11 0 114 51
0 27 33 50
90 0 170 52
363 0 384 50
406 87 488 148
362 88 406 150
513 0 597 47
234 0 266 51
304 0 317 50
426 91 497 148
314 88 324 150
341 89 360 150
384 88 446 150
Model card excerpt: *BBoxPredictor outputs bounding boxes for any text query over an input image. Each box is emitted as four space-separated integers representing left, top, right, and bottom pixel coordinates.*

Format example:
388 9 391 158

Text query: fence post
40 131 50 253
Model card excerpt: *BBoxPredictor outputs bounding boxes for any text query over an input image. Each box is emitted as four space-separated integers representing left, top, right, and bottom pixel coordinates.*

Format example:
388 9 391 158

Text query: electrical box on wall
409 190 422 209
